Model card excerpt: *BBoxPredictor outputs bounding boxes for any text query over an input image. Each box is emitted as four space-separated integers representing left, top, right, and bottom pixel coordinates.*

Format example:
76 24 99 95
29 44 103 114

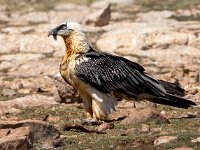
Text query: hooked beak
48 27 58 40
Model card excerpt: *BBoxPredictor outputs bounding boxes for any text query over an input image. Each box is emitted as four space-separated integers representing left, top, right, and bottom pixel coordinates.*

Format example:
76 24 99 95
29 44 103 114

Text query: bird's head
48 21 83 40
48 21 90 55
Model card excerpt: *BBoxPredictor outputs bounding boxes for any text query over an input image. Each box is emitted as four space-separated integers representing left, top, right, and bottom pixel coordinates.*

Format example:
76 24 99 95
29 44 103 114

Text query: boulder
120 107 169 125
53 76 82 103
0 120 60 141
84 3 111 26
0 94 58 110
0 126 33 150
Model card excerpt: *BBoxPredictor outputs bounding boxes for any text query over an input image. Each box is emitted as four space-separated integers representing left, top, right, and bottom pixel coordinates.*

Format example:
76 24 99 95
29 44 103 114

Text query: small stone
190 89 199 95
191 137 200 143
17 88 32 94
122 128 136 135
173 148 194 150
154 136 177 145
46 116 61 123
0 106 21 115
151 128 162 132
140 124 150 132
97 123 114 132
1 88 17 97
43 136 65 149
0 129 10 138
54 76 82 103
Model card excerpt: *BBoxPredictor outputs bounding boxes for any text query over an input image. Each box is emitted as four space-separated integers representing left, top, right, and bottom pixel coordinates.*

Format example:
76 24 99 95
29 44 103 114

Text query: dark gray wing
74 51 166 99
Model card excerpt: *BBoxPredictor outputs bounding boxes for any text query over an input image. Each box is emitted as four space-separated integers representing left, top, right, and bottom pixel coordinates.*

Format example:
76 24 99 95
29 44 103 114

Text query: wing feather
74 51 166 98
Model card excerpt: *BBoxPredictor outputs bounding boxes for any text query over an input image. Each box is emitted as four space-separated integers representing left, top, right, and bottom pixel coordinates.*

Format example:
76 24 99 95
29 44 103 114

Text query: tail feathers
158 80 185 97
150 94 196 108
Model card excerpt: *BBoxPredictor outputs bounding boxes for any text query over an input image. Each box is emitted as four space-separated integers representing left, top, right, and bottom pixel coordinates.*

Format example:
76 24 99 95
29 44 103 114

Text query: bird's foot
80 118 104 126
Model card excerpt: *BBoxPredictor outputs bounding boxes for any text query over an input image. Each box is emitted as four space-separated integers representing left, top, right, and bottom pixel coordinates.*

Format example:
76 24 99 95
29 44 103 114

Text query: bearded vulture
48 22 196 121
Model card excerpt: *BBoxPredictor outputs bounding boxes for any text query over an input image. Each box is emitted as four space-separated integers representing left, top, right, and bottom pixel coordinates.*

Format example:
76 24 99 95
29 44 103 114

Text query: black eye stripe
59 24 67 30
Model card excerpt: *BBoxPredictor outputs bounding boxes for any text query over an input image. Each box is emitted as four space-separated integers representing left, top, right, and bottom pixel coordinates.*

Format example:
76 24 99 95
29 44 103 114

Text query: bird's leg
79 91 102 125
92 99 108 121
79 91 93 119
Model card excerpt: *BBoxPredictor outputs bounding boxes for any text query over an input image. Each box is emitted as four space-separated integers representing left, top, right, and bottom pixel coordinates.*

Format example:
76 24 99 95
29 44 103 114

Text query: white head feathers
62 21 84 32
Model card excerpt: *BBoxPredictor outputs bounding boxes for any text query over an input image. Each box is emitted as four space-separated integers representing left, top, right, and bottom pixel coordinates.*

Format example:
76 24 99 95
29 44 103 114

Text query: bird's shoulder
75 50 145 72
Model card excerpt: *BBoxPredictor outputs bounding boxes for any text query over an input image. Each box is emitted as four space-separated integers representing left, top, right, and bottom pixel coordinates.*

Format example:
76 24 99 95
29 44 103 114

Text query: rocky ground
0 0 200 149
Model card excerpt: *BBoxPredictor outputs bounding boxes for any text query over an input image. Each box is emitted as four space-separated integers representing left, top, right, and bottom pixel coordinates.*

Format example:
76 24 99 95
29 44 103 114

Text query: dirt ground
0 0 200 149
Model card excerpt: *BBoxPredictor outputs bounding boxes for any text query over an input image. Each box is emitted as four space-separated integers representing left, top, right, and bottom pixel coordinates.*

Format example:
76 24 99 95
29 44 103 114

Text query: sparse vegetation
2 105 197 149
0 0 199 149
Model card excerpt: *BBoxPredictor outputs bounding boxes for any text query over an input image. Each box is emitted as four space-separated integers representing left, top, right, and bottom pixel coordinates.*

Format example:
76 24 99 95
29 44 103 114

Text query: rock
54 3 88 11
21 12 48 24
173 148 194 150
53 48 65 58
191 137 200 143
43 136 65 149
0 34 20 54
120 107 169 125
1 26 35 34
140 124 150 132
143 32 195 50
84 3 111 26
96 28 135 53
1 88 17 97
46 116 61 123
8 59 58 77
0 120 60 141
53 76 82 103
0 126 33 150
0 94 58 109
49 10 88 24
111 12 129 21
17 88 32 94
92 0 134 6
91 1 110 9
151 128 162 132
97 123 114 132
108 0 134 5
1 76 54 93
0 93 58 115
0 61 15 72
0 53 45 62
19 34 54 54
122 128 136 136
0 106 21 115
0 12 9 23
154 136 177 145
97 27 197 54
136 11 175 23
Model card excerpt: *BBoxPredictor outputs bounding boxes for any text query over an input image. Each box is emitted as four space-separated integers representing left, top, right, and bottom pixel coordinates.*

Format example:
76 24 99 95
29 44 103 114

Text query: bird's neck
63 32 90 58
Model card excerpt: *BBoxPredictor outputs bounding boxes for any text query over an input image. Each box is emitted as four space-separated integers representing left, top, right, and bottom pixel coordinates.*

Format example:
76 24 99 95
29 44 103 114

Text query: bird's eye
61 25 67 30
